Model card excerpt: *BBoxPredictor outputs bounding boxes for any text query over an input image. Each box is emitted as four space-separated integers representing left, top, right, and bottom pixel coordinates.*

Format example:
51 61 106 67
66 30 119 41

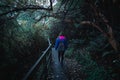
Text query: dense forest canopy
0 0 120 80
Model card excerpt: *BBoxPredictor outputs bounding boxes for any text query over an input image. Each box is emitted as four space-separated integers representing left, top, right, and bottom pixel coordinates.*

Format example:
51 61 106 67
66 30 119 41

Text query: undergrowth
65 41 113 80
75 49 112 80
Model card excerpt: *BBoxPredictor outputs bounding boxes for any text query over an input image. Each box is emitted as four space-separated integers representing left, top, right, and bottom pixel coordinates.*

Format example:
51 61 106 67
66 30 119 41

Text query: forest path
47 48 84 80
64 58 84 80
49 48 68 80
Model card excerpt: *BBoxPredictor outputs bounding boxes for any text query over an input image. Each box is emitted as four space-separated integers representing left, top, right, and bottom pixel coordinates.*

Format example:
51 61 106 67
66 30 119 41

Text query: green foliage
75 50 112 80
65 47 74 58
0 9 48 80
86 35 107 52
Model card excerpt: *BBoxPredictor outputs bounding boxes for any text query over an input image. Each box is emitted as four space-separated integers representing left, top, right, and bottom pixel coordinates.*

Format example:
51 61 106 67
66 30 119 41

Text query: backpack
58 41 65 51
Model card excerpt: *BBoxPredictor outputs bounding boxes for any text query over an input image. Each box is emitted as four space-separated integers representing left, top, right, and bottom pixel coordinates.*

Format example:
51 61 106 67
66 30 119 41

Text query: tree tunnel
0 0 120 80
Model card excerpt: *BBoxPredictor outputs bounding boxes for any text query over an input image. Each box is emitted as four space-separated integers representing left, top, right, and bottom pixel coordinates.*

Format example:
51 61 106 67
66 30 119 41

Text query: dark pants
58 51 65 65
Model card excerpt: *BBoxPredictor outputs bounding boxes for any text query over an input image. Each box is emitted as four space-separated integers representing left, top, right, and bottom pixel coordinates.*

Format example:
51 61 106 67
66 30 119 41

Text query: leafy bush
75 49 112 80
0 12 48 80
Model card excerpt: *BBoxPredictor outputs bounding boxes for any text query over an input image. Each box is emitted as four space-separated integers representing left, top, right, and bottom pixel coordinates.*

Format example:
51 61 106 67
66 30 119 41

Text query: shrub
75 49 112 80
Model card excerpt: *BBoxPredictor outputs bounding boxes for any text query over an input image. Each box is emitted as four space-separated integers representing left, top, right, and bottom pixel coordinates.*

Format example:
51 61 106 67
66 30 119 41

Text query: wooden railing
22 38 52 80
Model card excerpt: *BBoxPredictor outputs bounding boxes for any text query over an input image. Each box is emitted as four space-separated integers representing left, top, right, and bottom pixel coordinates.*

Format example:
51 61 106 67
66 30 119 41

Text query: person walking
55 32 68 65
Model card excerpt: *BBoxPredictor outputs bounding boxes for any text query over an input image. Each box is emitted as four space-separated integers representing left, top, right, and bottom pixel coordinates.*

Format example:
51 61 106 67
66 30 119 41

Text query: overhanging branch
0 0 53 16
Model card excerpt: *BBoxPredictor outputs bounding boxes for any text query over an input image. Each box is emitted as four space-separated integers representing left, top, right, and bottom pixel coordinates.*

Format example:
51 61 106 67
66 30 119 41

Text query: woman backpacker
55 32 67 65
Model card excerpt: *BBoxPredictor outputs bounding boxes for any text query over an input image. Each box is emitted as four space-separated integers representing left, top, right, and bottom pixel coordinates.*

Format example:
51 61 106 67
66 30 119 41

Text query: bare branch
0 0 53 16
84 1 118 51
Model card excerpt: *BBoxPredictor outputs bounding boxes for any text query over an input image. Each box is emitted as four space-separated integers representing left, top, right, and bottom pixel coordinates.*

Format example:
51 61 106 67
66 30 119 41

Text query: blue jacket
55 36 67 50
